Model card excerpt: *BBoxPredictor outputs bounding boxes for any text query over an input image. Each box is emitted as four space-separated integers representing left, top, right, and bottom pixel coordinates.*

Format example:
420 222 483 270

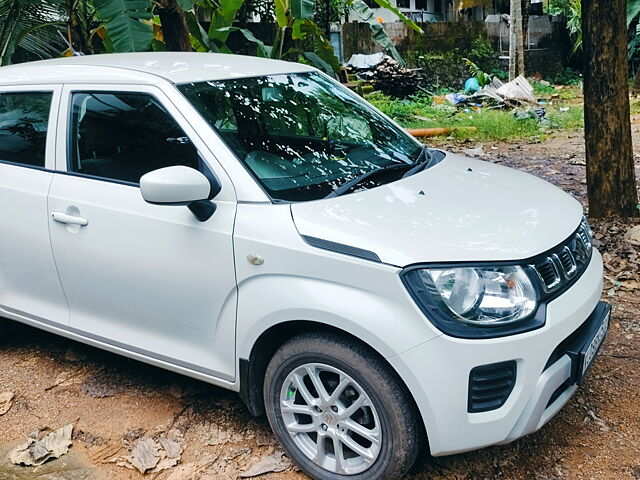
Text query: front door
48 85 238 380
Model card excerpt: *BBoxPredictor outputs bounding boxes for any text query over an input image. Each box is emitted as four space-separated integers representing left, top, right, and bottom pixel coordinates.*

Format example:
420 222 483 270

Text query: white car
0 53 609 480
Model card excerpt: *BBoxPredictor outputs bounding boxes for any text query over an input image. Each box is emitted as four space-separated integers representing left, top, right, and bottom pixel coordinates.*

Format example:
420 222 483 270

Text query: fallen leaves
240 452 292 478
0 391 14 415
117 433 184 474
9 423 73 466
624 225 640 246
594 219 640 296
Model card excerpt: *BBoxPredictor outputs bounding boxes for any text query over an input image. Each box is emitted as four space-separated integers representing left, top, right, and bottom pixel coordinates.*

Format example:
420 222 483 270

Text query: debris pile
370 57 424 97
345 54 424 98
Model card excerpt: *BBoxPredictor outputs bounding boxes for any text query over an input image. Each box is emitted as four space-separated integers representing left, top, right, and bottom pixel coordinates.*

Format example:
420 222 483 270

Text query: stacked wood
370 57 424 98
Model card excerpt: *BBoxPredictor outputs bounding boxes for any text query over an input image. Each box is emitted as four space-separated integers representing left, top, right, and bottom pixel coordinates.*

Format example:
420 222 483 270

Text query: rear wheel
264 333 420 480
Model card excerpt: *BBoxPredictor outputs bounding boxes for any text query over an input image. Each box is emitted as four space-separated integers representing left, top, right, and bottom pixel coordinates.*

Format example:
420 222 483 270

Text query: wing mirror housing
140 166 221 221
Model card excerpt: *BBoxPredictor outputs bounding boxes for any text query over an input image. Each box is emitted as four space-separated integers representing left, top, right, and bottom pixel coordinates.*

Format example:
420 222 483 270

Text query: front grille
531 218 592 293
468 361 517 413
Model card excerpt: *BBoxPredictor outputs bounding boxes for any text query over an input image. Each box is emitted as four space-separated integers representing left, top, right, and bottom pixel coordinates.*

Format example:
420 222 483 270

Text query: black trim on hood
301 235 381 263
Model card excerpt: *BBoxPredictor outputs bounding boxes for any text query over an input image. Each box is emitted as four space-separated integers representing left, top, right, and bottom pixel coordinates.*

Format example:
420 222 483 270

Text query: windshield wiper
401 146 434 179
325 162 409 198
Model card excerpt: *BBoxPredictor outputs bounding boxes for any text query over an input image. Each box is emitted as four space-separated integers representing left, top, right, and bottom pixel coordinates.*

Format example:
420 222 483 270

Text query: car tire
263 332 420 480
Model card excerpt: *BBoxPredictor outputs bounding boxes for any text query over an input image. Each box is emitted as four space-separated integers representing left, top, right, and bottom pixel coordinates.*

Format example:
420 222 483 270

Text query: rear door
0 86 68 326
48 84 239 381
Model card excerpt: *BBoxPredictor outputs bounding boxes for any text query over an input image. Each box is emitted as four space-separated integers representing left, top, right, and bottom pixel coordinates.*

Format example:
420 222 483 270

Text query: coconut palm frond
0 0 66 65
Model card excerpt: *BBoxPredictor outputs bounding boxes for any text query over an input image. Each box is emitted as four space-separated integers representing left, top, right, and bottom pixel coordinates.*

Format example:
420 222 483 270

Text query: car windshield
179 72 423 202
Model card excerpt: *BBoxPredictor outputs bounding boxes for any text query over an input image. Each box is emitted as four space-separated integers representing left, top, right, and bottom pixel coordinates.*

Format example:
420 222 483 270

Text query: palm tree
0 0 66 65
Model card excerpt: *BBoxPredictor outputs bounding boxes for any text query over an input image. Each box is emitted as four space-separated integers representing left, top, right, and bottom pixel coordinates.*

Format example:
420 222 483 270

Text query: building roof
0 52 315 86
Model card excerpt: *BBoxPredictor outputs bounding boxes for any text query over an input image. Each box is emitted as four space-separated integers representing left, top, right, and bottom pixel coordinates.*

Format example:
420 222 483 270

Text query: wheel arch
238 320 428 448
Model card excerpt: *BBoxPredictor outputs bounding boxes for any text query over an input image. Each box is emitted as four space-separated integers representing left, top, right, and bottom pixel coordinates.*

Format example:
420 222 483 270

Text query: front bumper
388 249 606 456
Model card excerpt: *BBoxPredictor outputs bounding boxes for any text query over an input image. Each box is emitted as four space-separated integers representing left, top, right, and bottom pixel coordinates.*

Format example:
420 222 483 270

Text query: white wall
366 0 448 23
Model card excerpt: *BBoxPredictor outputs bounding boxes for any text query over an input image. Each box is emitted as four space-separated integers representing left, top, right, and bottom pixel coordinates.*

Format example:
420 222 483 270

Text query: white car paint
291 153 584 265
0 53 605 466
140 166 212 204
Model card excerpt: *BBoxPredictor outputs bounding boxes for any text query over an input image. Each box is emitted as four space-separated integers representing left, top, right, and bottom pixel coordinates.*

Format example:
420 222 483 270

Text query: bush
467 36 499 73
552 67 582 85
406 36 500 92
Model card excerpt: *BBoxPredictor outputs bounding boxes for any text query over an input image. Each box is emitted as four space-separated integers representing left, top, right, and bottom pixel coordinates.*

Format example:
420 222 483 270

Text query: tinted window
0 92 52 168
69 92 199 184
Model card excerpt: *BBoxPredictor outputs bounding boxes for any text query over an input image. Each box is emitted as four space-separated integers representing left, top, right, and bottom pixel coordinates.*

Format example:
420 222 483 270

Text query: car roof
0 52 316 86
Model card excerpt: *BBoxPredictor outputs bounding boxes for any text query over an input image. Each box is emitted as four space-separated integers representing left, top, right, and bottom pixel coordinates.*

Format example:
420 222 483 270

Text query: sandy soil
1 132 639 480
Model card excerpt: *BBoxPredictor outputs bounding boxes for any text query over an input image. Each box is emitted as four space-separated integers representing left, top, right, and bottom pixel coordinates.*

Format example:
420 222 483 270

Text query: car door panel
0 86 68 326
48 85 238 380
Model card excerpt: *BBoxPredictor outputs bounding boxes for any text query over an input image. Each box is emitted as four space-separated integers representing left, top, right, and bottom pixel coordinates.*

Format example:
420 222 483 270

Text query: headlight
420 266 537 326
403 265 540 337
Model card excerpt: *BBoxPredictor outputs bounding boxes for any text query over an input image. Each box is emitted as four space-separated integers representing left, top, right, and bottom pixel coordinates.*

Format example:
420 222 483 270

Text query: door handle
51 212 89 226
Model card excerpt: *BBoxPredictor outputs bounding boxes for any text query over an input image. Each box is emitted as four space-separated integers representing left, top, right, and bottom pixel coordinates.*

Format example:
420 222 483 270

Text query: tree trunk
157 0 192 52
509 0 524 79
583 0 639 217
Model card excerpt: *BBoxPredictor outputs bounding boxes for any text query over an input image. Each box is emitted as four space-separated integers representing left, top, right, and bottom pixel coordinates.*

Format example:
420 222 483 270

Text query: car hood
290 153 584 267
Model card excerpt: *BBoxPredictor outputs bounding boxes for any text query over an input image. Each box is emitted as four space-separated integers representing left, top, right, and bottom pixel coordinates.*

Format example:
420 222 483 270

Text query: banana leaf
93 0 154 52
371 0 423 33
349 0 404 64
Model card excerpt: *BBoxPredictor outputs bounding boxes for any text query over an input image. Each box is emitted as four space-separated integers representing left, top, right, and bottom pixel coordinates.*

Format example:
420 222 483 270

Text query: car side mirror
140 166 221 221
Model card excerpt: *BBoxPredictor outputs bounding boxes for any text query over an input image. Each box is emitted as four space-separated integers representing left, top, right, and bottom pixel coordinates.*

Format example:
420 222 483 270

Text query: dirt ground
1 132 639 480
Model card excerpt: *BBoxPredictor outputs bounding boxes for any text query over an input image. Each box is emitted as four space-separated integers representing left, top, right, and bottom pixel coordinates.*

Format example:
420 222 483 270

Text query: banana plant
349 0 422 66
93 0 154 52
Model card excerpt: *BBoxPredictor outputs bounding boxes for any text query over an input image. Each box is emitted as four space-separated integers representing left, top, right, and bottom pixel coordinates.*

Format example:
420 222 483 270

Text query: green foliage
0 0 65 65
93 0 154 52
552 67 582 85
365 91 584 142
466 36 497 73
291 0 314 20
463 58 490 87
546 0 571 16
348 0 403 64
566 0 581 55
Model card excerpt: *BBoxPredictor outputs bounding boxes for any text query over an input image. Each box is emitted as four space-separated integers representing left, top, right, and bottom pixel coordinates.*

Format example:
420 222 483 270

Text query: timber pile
371 57 423 98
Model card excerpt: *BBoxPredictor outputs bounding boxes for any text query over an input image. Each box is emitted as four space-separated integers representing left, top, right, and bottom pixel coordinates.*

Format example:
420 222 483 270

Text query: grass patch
366 91 584 142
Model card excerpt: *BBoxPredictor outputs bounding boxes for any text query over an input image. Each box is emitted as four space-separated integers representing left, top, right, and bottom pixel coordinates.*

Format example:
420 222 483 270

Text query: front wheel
264 333 420 480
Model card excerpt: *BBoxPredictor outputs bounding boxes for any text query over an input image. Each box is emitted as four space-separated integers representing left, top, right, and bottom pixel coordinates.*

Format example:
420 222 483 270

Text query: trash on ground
514 107 548 123
240 452 292 478
117 434 183 474
464 77 481 94
445 93 467 105
345 52 385 70
0 391 14 415
496 75 537 104
9 423 74 466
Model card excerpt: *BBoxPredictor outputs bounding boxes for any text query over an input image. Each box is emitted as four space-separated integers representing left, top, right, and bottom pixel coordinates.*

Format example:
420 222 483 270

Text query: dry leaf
240 452 292 478
9 424 73 466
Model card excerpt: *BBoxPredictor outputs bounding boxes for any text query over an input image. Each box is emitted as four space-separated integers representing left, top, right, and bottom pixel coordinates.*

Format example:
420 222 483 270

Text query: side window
69 92 199 184
0 92 52 168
